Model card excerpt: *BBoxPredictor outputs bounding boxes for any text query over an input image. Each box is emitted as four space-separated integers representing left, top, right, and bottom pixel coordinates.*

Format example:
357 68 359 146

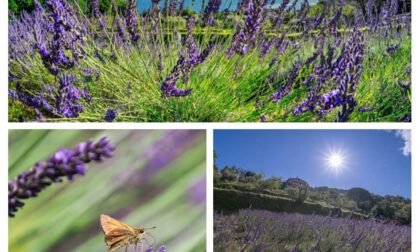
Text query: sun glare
324 149 346 174
328 153 344 169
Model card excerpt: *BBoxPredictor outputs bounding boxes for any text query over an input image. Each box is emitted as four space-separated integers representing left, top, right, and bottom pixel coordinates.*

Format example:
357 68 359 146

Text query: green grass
9 130 206 252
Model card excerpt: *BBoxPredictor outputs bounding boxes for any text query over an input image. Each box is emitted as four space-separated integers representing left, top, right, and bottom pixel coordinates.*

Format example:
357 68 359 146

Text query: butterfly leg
125 245 128 252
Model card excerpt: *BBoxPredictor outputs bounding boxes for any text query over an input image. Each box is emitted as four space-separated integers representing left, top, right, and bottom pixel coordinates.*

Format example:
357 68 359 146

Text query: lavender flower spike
202 0 222 26
91 0 101 18
9 137 115 217
126 0 140 42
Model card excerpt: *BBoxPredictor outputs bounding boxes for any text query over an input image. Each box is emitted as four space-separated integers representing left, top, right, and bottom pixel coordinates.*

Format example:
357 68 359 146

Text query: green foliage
347 187 374 211
371 195 411 224
258 176 282 192
181 8 199 17
214 188 365 219
309 3 324 18
214 167 411 225
164 16 187 27
342 5 356 20
8 0 40 15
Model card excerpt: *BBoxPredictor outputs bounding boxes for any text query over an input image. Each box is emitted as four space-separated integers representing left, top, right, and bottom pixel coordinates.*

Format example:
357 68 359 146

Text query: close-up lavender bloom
10 130 206 250
9 137 115 217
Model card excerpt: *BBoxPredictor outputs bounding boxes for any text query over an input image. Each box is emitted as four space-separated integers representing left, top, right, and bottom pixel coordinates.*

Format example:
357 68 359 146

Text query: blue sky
137 0 319 12
214 130 411 198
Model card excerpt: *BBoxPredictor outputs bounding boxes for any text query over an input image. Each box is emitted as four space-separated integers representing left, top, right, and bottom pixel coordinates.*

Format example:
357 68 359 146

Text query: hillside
214 166 411 225
214 187 367 219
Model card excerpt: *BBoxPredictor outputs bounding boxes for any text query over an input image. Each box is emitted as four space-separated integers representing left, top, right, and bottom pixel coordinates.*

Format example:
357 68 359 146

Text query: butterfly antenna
144 226 157 230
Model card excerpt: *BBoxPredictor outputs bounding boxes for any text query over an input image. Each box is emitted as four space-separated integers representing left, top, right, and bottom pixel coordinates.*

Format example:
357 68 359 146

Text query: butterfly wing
100 214 137 247
101 214 135 234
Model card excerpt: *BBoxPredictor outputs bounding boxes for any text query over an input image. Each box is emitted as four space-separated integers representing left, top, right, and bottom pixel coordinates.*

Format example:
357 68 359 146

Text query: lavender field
214 209 411 252
8 0 411 122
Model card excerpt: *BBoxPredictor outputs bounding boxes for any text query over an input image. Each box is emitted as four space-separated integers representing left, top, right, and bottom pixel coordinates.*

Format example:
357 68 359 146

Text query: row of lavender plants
8 0 411 122
214 209 411 251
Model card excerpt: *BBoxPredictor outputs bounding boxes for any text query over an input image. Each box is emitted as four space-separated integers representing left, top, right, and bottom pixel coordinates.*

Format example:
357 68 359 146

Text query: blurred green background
9 129 206 252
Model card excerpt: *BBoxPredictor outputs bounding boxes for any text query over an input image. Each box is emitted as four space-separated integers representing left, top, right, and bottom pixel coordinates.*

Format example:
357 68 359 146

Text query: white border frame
1 0 418 250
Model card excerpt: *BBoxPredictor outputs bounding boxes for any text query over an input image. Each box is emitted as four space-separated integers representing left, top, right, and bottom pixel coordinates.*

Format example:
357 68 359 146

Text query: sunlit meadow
8 0 411 122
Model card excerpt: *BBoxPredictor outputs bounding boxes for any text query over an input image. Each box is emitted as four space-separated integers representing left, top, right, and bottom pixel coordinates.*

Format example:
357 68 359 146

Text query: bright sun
324 149 346 174
328 153 344 169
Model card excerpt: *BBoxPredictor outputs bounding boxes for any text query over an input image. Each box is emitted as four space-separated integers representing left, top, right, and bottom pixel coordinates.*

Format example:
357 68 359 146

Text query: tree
257 176 282 192
347 187 374 211
220 166 239 182
238 170 258 183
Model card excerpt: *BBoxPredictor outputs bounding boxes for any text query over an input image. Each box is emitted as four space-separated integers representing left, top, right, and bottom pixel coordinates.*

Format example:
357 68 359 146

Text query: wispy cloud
395 130 411 156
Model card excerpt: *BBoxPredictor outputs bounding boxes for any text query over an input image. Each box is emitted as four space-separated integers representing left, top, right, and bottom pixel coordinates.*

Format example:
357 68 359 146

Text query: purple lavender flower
9 137 115 217
202 0 222 26
82 68 101 82
380 4 391 27
271 61 302 103
322 29 365 121
9 73 85 119
259 39 274 60
270 0 290 28
161 20 215 98
145 245 167 252
390 0 399 16
9 84 55 116
56 74 84 118
114 17 128 43
105 109 117 122
188 176 206 205
226 0 268 58
126 0 139 41
386 44 400 55
366 0 378 30
160 55 193 98
38 0 86 75
165 0 179 16
91 0 101 18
